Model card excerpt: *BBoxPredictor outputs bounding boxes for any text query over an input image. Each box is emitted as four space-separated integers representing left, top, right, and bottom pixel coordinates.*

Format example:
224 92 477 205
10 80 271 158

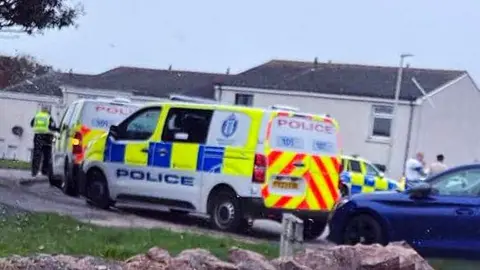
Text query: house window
371 104 393 138
235 93 253 106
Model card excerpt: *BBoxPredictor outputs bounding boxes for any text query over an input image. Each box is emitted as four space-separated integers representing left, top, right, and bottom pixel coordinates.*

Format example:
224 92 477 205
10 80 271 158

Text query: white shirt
405 158 424 181
429 162 448 175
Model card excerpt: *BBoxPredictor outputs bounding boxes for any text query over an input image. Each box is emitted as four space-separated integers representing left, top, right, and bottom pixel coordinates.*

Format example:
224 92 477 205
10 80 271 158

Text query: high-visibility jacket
33 112 52 134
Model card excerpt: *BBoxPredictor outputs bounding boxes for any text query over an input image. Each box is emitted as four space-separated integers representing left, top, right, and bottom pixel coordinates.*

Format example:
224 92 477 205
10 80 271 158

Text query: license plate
272 180 298 189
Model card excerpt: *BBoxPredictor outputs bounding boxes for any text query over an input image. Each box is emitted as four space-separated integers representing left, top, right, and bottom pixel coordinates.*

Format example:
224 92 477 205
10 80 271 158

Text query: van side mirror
109 125 119 138
407 182 433 199
378 172 385 178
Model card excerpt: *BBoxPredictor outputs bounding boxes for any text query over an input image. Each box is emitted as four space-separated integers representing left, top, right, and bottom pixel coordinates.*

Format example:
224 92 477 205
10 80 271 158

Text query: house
215 59 479 178
0 67 229 161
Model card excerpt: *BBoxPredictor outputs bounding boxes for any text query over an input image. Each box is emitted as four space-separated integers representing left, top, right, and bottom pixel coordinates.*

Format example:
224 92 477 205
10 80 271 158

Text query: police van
50 97 142 196
78 99 342 239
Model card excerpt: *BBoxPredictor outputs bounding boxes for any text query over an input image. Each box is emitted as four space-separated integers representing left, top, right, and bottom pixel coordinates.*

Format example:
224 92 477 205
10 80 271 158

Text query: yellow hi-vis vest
33 112 51 134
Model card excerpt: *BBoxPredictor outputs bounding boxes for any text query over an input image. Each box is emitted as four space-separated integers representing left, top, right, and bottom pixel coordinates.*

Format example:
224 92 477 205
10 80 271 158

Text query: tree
0 54 52 88
0 0 83 34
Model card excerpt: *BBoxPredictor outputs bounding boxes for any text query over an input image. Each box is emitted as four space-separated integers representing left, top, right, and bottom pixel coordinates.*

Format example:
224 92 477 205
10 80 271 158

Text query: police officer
30 106 57 177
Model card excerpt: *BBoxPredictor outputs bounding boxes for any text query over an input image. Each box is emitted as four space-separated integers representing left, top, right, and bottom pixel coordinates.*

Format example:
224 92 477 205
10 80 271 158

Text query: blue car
327 163 480 260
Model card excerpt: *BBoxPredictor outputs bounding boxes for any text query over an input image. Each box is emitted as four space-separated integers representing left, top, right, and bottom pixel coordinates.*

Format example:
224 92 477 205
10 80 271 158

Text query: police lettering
116 169 194 186
96 106 133 115
277 119 333 134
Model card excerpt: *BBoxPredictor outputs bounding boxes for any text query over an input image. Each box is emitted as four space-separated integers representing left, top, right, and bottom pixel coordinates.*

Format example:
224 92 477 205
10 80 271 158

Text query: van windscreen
269 116 338 155
81 102 139 130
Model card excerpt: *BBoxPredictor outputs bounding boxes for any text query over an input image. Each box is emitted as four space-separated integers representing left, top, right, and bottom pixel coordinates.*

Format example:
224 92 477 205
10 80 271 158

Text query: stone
228 247 276 270
167 248 238 270
271 257 312 270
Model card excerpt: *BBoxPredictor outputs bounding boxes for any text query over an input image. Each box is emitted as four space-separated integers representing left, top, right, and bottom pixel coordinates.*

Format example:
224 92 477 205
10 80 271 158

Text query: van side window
59 104 76 130
116 107 162 141
162 108 213 144
349 160 362 173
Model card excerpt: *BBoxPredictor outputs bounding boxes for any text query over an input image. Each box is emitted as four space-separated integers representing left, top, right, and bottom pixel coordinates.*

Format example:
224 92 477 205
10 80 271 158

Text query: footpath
0 169 48 186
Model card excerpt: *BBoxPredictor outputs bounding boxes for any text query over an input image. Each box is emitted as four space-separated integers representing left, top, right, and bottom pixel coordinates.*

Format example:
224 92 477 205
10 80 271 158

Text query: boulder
228 247 276 270
0 241 434 270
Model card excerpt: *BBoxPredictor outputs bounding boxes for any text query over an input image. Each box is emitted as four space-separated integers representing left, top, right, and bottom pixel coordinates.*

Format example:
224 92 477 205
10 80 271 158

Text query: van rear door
262 112 340 211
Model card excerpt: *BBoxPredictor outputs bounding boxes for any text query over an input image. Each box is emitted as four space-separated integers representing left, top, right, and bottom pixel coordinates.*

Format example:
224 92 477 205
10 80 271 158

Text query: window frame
234 93 254 106
161 107 214 144
114 106 162 141
364 162 381 176
59 103 77 130
349 159 362 173
369 104 394 140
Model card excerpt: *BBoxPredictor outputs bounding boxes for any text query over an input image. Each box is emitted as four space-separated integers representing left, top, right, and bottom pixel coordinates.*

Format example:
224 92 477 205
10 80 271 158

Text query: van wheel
85 169 112 210
61 159 78 196
303 218 327 241
209 190 244 232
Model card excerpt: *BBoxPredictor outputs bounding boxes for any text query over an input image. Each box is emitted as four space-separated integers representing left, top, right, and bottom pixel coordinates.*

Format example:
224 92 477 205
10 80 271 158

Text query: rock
0 242 433 270
146 247 171 263
167 248 238 270
271 257 312 270
228 247 276 270
294 246 361 270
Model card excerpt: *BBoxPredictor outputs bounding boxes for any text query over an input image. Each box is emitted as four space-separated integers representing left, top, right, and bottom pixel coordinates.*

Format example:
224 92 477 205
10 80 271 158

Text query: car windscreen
268 115 339 155
80 102 139 130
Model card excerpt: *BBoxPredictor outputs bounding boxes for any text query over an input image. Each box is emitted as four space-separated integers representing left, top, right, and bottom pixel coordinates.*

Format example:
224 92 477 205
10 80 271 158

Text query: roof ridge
101 66 230 76
267 59 466 73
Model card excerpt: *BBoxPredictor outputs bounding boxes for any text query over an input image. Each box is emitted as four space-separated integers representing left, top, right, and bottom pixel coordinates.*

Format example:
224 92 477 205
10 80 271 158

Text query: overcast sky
1 0 478 80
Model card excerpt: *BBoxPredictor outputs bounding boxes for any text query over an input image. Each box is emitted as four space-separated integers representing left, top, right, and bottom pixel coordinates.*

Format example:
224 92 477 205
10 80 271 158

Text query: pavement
0 168 330 245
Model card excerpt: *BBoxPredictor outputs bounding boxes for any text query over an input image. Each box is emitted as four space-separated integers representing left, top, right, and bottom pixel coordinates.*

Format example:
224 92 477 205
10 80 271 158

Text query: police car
50 97 142 196
339 155 403 197
78 96 343 239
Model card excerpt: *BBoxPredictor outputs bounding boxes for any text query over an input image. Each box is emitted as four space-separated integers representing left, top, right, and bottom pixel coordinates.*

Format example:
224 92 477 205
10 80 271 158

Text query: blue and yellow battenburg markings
103 138 252 176
340 171 398 195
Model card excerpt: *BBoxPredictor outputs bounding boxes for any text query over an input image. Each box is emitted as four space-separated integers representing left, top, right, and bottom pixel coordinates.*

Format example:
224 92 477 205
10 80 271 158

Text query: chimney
313 57 318 69
226 67 230 75
168 65 172 71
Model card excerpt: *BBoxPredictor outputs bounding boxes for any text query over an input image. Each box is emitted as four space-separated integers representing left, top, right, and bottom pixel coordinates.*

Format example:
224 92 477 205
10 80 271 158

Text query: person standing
405 152 427 189
429 154 448 175
30 106 57 177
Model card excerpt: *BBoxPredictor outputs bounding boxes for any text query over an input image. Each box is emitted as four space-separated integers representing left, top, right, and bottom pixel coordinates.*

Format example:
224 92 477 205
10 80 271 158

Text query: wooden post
279 213 304 257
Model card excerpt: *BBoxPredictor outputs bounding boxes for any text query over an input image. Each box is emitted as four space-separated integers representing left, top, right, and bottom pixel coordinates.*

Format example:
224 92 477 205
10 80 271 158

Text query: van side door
105 106 163 198
53 103 77 175
160 107 213 211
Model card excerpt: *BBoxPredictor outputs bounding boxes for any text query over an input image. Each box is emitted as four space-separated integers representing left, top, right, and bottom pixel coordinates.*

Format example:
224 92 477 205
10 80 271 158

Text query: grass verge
0 212 278 260
0 159 30 171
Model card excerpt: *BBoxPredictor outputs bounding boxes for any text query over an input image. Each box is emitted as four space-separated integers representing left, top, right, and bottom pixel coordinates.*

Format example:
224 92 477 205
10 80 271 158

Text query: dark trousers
31 133 53 176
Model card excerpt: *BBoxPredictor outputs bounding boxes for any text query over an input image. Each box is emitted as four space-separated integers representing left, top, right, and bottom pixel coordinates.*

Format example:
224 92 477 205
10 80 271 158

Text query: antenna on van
169 94 218 104
269 104 299 112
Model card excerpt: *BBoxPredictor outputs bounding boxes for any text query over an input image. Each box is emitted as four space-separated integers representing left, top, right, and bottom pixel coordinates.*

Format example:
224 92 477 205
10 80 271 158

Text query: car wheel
85 169 112 210
61 159 78 196
303 218 327 241
343 214 385 245
209 190 245 232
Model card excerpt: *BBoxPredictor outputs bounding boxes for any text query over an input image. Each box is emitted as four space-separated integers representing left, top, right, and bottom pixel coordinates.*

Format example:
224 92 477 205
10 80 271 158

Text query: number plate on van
272 181 299 189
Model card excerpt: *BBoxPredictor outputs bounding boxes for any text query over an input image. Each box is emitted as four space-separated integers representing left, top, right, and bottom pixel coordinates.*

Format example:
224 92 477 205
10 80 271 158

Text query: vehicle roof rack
169 94 218 104
268 104 299 112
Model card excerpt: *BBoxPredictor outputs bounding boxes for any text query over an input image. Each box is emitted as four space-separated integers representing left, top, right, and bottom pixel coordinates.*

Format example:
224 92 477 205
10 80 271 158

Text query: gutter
402 100 415 174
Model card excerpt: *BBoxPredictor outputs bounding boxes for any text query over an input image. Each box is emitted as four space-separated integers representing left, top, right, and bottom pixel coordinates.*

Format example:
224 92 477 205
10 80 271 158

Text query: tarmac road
0 169 329 245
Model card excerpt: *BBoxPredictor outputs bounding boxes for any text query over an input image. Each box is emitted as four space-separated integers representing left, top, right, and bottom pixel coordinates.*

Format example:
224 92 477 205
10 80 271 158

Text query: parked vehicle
78 100 343 239
339 155 403 197
50 97 141 196
328 163 480 260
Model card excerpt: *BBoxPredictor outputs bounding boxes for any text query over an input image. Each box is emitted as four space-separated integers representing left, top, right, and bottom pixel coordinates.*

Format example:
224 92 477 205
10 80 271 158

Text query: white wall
218 87 413 178
0 85 166 162
410 75 480 168
0 92 62 161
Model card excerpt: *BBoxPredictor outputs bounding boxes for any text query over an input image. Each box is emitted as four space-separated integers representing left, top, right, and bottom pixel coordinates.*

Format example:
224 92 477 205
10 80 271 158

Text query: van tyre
61 159 78 196
209 190 245 233
85 169 112 210
343 214 385 245
303 218 327 241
